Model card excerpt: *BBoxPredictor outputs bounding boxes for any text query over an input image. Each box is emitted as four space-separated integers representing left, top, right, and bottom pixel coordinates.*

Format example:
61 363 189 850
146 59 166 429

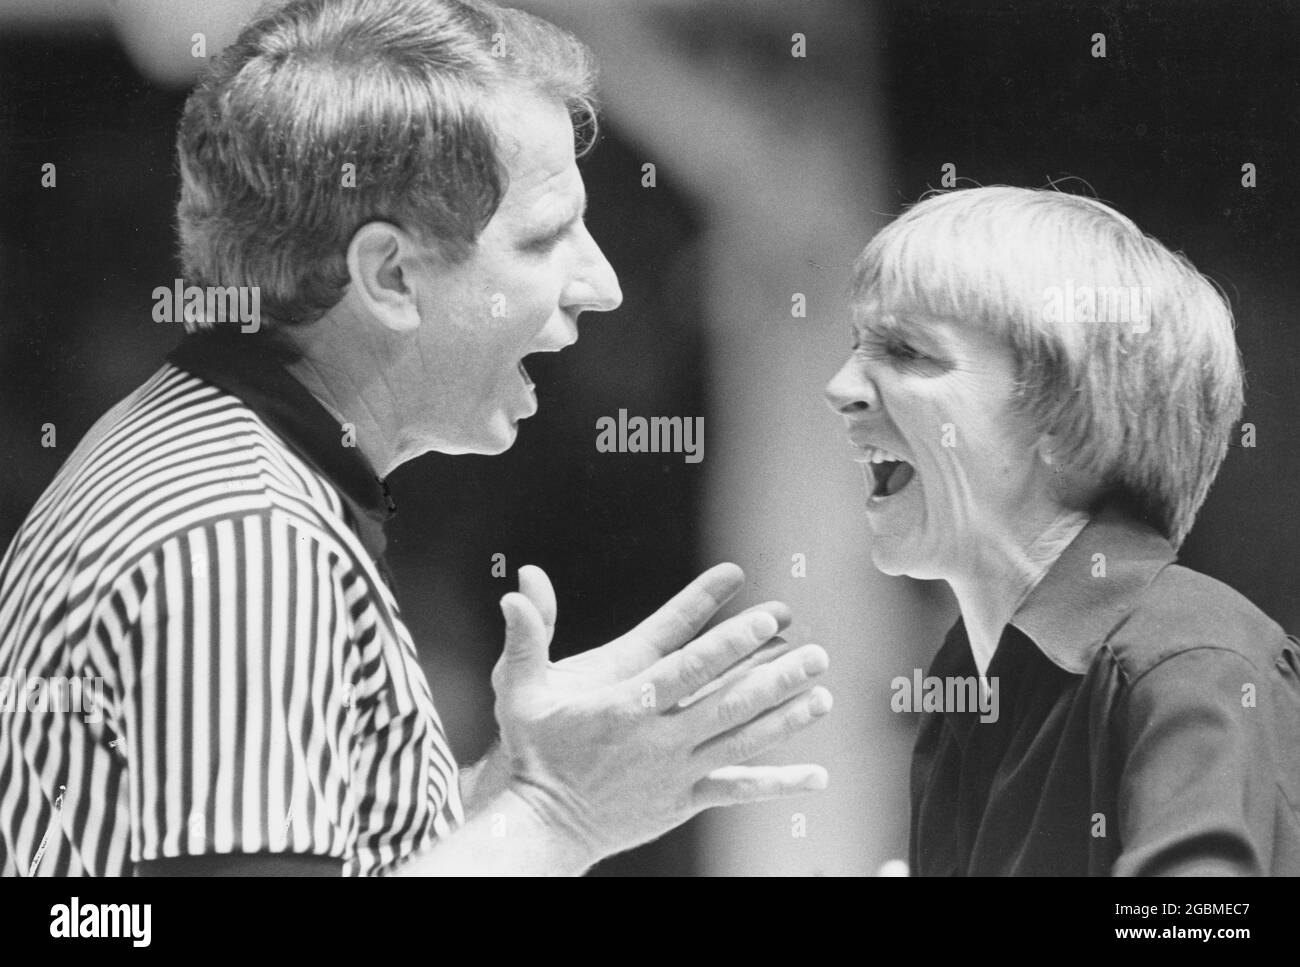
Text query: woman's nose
824 358 876 415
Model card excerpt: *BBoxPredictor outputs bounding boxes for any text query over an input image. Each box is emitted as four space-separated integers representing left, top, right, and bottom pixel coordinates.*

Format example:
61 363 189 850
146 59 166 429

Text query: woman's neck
947 509 1091 677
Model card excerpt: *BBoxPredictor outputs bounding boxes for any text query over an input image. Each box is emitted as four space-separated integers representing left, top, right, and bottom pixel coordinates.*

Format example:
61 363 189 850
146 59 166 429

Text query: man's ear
344 221 428 333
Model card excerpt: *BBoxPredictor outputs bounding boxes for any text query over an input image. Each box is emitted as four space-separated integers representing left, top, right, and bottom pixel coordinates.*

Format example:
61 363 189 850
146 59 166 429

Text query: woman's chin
869 539 916 577
870 535 948 581
866 502 927 576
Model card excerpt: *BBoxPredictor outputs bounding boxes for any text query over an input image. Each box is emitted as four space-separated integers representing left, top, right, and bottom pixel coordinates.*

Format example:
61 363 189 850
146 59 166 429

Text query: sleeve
1112 646 1275 876
106 512 366 868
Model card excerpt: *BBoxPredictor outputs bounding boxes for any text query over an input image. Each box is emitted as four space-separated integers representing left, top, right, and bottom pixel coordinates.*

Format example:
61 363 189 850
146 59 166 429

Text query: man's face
824 305 1050 580
410 94 622 454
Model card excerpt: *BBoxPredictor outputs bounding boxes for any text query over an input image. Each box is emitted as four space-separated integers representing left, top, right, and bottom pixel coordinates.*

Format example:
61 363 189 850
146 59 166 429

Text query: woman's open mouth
854 445 915 500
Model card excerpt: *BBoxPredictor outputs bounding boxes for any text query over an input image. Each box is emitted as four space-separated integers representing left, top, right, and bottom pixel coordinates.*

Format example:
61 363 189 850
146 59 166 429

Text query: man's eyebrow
531 191 587 237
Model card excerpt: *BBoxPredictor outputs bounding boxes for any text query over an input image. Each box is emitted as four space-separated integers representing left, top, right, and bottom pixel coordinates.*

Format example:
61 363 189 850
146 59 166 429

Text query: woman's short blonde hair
851 186 1243 547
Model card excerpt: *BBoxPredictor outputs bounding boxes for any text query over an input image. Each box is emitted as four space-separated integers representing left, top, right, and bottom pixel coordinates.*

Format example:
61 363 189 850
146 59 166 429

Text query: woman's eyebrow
855 314 954 359
854 313 918 340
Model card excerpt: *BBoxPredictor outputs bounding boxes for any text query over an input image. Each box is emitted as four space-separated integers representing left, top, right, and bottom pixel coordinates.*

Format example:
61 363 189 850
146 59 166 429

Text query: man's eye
524 237 559 254
523 230 564 254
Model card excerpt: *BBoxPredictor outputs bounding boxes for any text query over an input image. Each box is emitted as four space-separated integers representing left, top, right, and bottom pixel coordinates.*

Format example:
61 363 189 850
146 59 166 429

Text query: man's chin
430 414 522 457
485 408 532 453
474 419 522 456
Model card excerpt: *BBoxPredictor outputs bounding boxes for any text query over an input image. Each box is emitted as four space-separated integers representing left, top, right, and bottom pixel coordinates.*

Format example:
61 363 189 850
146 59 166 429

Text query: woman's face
824 305 1055 580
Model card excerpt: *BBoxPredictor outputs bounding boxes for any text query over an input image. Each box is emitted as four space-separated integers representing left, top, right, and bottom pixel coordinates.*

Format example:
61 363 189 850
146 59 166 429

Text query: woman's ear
345 221 425 333
1038 433 1106 509
1036 432 1065 473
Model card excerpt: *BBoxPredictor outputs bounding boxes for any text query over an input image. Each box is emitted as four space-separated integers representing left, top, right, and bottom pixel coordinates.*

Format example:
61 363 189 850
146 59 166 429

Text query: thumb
498 591 551 688
517 565 557 642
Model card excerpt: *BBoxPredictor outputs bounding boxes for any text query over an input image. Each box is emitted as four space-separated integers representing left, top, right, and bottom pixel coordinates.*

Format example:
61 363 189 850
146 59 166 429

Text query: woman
825 186 1300 875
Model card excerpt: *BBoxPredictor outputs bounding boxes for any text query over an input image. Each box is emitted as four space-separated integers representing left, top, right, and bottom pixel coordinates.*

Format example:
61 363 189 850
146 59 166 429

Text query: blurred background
1 0 1296 875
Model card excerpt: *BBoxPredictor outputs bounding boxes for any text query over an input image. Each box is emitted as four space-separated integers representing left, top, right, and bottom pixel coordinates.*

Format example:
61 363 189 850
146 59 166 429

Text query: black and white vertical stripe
0 364 463 876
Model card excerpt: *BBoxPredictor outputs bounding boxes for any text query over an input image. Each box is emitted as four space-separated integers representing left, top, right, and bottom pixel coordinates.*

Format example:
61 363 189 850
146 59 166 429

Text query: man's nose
824 358 876 415
566 229 623 314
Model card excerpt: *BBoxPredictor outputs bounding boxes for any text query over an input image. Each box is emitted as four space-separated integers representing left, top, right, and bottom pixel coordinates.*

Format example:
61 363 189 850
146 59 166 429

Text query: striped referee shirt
0 330 464 876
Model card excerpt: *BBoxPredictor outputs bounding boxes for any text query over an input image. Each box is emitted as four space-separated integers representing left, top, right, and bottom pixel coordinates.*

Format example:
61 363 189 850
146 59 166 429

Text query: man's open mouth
517 330 578 394
853 445 915 499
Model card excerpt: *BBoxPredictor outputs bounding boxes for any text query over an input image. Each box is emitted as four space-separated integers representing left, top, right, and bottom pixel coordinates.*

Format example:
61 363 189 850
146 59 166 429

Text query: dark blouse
909 506 1300 875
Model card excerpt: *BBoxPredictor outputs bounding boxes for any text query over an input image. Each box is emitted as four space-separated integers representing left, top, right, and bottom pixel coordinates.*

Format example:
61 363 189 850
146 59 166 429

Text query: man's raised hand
490 563 831 864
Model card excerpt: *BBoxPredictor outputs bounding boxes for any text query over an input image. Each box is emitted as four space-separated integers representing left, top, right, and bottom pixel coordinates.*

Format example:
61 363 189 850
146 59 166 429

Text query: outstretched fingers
693 764 829 811
676 632 803 709
692 682 833 771
639 608 782 710
613 563 747 667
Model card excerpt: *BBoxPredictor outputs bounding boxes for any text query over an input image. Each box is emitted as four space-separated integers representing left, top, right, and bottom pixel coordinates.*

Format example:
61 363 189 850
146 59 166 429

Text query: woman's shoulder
1098 563 1293 686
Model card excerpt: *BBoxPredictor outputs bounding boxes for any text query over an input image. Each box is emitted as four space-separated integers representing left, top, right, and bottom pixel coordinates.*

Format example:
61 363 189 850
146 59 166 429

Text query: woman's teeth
852 445 915 499
853 445 905 466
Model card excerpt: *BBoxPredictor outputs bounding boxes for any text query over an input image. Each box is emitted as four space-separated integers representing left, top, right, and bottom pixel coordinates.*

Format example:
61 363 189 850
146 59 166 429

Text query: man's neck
282 308 405 479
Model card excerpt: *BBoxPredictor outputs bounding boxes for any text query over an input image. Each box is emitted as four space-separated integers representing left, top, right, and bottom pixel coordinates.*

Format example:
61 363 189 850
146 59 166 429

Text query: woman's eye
851 330 935 369
885 338 924 362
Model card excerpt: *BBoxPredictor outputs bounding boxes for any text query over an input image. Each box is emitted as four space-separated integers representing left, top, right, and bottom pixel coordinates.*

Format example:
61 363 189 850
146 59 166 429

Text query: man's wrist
471 742 606 870
461 740 512 814
392 780 597 876
492 781 599 876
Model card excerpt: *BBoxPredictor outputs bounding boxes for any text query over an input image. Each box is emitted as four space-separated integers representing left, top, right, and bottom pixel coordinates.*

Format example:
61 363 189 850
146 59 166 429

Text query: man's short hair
850 186 1244 547
176 0 596 330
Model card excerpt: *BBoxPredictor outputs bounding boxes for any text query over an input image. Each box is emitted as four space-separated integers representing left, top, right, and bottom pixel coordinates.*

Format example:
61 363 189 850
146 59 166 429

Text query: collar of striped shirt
167 329 396 566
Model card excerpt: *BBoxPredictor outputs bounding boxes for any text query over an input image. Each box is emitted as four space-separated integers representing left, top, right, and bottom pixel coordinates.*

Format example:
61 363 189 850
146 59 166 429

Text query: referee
0 0 831 876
